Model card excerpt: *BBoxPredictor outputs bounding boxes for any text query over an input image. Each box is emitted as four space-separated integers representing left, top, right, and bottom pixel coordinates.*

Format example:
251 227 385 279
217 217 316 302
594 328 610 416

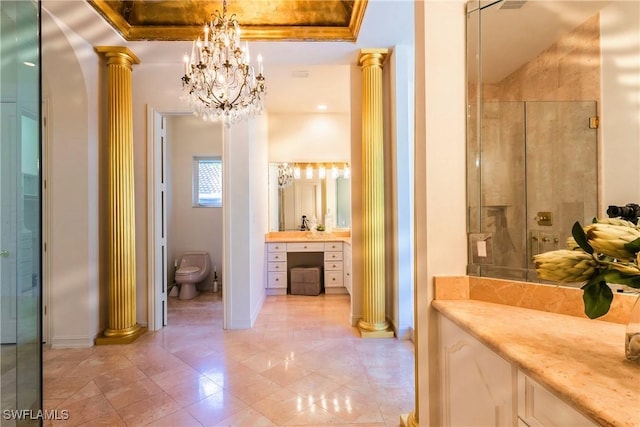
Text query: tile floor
43 292 415 426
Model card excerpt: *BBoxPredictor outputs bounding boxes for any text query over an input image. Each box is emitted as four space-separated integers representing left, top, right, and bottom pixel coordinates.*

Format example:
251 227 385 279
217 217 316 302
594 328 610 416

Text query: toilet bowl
175 251 211 300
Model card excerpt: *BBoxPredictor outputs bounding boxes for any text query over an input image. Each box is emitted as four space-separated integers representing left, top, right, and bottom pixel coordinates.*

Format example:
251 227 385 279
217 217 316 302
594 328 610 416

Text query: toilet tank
180 251 211 271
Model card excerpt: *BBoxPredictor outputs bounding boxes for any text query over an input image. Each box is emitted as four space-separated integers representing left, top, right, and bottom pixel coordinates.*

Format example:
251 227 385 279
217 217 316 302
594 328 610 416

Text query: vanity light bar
287 162 350 179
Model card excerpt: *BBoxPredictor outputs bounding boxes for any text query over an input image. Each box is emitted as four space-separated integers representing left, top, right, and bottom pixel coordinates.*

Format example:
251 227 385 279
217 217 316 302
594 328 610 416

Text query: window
193 156 222 207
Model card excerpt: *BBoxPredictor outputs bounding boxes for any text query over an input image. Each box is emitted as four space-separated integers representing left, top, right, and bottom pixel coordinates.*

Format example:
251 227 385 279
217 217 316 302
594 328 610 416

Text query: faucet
300 215 309 231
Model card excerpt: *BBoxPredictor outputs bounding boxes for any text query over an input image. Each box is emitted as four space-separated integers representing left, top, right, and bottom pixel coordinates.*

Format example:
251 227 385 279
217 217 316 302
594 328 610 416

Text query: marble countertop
432 298 640 427
265 231 351 244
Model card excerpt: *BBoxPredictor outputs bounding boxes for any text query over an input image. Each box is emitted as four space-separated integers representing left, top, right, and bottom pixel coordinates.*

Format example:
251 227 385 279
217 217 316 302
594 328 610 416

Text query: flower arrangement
533 218 640 319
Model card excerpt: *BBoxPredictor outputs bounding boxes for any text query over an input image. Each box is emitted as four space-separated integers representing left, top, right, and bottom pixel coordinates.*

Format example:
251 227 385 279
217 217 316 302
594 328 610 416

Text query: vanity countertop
265 231 351 244
432 277 640 427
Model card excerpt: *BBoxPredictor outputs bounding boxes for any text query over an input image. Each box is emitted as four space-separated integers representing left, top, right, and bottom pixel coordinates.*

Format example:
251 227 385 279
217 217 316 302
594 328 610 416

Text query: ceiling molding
87 0 368 42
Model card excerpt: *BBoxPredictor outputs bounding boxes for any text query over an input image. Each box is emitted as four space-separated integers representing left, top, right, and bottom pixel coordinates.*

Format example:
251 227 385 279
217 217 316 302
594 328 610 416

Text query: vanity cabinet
265 240 350 295
517 371 597 427
343 242 352 295
266 243 287 291
439 315 515 427
439 313 598 427
324 242 344 292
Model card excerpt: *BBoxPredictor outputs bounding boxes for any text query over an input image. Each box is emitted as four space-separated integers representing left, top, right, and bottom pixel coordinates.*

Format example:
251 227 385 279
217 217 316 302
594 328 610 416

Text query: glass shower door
0 1 42 425
525 101 599 271
469 100 598 280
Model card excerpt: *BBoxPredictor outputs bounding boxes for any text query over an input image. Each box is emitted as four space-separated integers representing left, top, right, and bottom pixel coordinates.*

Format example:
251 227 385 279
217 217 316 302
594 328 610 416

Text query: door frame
146 106 169 331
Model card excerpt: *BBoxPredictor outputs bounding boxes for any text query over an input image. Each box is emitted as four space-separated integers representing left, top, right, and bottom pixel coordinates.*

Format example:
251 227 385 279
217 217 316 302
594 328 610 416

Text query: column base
95 325 146 345
358 319 395 338
400 411 419 427
358 326 395 338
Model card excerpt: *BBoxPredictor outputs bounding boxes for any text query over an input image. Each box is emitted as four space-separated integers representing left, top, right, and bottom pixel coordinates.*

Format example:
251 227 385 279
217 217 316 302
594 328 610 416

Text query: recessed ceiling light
317 104 328 111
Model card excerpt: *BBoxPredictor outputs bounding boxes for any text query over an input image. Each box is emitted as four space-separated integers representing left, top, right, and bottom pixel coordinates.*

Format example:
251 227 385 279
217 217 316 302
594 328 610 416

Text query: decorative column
94 47 145 345
358 48 394 338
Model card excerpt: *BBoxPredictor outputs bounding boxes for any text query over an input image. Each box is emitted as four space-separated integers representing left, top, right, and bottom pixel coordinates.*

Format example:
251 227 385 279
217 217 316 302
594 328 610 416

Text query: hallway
43 293 414 426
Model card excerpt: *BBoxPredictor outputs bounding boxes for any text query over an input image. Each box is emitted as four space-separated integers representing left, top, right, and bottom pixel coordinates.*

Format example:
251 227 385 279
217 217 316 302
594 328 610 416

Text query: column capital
358 48 389 68
95 46 140 66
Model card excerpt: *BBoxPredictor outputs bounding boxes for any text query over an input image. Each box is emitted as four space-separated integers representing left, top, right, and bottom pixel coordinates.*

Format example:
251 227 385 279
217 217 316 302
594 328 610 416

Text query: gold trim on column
357 48 394 339
94 46 146 345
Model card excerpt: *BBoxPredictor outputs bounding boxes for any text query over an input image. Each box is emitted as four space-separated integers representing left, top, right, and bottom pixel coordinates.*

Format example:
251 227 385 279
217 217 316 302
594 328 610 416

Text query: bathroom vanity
264 231 351 296
433 277 639 427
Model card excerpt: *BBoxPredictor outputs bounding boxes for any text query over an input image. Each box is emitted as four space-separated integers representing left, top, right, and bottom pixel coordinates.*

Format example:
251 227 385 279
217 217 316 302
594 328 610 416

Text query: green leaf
624 237 640 255
572 221 593 255
581 279 613 319
603 270 640 288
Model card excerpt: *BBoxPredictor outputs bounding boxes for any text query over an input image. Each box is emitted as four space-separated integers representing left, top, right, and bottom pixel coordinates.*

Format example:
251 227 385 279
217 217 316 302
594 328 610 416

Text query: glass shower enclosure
0 1 42 425
466 0 599 281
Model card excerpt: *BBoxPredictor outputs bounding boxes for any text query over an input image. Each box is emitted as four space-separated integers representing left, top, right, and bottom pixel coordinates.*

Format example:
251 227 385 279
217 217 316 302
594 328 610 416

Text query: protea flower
595 217 638 228
607 261 640 277
566 236 579 250
583 223 640 261
534 249 598 283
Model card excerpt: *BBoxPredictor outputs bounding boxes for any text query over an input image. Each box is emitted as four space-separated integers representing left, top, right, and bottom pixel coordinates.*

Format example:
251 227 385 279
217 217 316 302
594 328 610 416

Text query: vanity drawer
287 242 325 252
267 252 286 262
324 242 343 251
324 261 343 271
324 251 343 261
267 261 287 272
267 272 287 288
325 271 344 287
267 243 287 253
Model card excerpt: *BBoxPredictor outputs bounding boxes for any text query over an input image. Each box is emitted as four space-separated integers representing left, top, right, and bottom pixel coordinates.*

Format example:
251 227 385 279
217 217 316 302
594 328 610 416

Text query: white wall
414 1 468 425
268 112 351 162
600 1 640 209
42 5 100 347
166 115 223 288
223 117 268 329
387 45 415 341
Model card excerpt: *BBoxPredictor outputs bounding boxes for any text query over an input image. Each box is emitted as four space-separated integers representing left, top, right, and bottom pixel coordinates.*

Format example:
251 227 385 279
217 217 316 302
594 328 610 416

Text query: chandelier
181 0 266 124
277 163 294 188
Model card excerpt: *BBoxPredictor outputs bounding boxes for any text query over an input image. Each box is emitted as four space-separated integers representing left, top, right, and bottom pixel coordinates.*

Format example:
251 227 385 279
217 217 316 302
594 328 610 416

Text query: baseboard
251 289 266 326
396 325 414 341
50 335 94 349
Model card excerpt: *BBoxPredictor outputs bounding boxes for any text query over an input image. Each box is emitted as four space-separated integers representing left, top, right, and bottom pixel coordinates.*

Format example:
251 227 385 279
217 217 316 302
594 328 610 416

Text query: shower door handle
0 250 9 258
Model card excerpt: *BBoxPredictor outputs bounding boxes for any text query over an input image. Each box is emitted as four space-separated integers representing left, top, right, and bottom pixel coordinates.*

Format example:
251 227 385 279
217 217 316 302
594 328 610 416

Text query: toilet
175 251 211 300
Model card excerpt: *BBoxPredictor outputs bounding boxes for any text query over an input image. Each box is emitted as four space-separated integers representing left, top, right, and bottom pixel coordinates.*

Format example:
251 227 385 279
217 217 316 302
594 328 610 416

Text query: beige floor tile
43 293 414 427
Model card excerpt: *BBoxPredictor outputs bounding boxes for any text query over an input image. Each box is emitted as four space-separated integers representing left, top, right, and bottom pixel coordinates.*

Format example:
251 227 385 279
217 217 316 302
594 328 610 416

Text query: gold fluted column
357 48 394 339
94 46 146 345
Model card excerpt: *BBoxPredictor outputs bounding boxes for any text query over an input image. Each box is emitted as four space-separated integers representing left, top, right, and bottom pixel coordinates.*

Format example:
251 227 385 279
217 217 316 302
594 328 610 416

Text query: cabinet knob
275 278 279 282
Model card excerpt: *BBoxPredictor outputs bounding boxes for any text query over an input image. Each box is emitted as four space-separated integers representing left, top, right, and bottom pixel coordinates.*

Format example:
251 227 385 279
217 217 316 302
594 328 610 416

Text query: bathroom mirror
268 163 351 231
466 0 640 281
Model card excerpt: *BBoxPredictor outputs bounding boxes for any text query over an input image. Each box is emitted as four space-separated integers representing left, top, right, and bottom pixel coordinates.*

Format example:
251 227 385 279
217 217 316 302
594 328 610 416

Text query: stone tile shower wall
469 13 600 279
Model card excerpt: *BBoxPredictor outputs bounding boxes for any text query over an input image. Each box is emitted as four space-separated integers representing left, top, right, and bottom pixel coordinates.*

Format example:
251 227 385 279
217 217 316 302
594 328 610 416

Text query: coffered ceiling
87 0 367 41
